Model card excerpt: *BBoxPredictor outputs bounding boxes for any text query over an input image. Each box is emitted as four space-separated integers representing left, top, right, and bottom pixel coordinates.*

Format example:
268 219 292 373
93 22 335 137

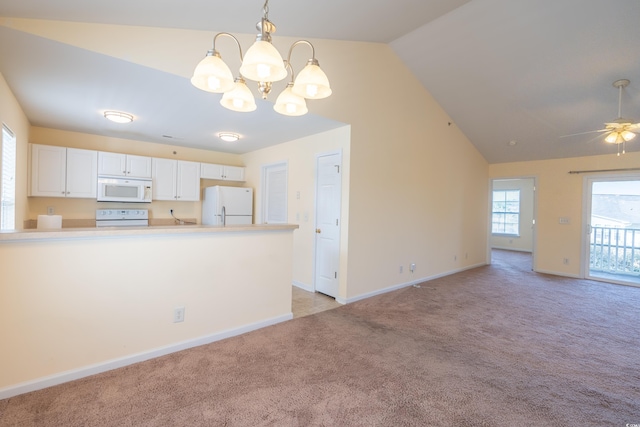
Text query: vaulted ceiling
1 0 639 163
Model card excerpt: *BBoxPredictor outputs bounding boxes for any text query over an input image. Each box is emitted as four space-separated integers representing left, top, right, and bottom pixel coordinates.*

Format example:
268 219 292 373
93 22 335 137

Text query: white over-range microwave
97 176 152 203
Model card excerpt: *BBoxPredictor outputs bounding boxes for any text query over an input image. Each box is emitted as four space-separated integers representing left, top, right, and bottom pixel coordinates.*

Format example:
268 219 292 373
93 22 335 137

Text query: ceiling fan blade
559 128 608 138
584 132 608 144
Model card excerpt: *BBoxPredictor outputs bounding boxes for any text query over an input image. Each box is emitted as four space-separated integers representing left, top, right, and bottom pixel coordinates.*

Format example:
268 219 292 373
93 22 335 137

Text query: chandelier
191 0 332 116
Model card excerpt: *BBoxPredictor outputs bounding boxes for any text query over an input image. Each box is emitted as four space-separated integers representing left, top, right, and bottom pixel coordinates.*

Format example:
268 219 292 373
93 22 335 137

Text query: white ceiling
0 0 639 163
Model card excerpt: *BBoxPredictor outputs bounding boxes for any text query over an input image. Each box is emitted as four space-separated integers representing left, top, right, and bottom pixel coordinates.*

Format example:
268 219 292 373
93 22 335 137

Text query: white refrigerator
202 186 253 225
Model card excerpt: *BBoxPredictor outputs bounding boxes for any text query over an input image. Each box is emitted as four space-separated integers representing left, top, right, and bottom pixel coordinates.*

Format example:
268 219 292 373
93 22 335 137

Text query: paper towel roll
37 215 62 230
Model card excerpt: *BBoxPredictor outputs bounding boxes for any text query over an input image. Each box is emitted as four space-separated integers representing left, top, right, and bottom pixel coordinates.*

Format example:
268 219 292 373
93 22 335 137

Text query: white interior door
314 152 342 298
262 162 288 224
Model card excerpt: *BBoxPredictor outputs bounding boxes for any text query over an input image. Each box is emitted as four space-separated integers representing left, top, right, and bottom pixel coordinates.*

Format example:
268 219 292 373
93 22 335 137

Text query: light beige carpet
1 250 639 426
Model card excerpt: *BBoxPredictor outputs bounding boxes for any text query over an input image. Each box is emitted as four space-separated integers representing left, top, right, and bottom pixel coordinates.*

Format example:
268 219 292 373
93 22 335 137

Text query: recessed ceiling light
104 111 134 123
508 140 517 146
218 132 240 142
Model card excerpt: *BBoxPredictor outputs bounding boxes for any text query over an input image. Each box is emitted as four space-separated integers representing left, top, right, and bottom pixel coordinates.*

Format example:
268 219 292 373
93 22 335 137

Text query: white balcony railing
590 226 640 277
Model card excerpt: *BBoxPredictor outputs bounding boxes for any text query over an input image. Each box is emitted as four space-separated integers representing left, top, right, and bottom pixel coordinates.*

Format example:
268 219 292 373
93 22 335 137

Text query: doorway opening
584 175 640 287
489 177 537 270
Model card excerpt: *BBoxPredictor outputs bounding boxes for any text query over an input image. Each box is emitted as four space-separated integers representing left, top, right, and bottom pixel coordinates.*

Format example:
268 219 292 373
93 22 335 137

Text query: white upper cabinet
98 152 152 178
66 148 99 198
223 165 245 181
152 158 201 201
200 163 224 180
126 154 152 178
30 144 97 198
176 160 201 201
201 163 245 181
152 158 177 201
30 144 66 197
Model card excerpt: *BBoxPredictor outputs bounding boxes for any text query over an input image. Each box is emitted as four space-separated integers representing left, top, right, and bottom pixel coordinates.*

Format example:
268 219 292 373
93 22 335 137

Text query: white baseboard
491 246 533 253
292 280 314 292
0 313 293 400
535 269 581 279
342 262 487 305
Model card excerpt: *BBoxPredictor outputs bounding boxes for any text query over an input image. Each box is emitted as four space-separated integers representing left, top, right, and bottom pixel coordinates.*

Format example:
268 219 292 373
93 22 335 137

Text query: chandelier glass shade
191 51 235 93
220 78 257 112
292 61 332 99
274 83 308 116
191 0 331 117
239 40 288 83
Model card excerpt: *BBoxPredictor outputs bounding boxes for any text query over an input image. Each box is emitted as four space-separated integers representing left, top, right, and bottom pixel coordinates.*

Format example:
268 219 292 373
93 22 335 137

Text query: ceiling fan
561 79 640 155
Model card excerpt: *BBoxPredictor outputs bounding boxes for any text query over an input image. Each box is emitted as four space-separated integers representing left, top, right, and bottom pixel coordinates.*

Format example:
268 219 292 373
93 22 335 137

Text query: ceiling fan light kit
191 0 332 117
561 78 639 156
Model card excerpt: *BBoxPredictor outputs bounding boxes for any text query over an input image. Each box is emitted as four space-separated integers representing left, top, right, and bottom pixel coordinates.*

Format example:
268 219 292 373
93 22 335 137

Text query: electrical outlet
170 209 174 215
47 206 55 215
410 263 416 273
399 265 403 273
173 306 185 323
563 258 569 265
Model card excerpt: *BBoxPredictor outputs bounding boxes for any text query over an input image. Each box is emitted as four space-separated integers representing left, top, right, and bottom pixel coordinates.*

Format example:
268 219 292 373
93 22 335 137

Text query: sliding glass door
584 175 640 287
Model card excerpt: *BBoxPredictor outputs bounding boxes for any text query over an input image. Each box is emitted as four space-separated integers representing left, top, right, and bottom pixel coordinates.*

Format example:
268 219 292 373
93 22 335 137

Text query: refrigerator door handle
221 206 226 226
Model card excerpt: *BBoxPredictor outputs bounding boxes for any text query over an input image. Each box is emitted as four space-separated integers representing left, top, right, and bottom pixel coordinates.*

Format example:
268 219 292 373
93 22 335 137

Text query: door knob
316 228 321 234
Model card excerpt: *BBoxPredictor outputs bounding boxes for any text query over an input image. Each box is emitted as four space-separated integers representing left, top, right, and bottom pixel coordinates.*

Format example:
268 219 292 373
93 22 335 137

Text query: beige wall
306 40 490 299
242 126 351 298
0 73 30 229
491 178 535 252
489 151 640 276
3 18 491 301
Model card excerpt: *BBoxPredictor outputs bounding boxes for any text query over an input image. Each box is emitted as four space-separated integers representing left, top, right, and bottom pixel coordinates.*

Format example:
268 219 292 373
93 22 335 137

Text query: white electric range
96 209 149 227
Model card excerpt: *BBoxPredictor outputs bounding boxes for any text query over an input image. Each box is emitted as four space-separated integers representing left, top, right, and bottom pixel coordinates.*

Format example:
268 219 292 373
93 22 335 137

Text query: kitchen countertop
0 223 299 242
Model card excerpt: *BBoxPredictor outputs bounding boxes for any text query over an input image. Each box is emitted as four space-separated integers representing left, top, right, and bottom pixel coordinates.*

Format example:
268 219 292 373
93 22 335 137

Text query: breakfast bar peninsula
0 223 298 398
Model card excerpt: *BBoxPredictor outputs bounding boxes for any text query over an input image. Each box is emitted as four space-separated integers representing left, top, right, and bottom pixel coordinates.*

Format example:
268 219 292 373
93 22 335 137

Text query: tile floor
291 286 342 318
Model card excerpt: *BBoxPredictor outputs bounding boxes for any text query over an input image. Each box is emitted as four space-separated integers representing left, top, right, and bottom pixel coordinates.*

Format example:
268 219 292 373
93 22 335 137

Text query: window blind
1 125 17 230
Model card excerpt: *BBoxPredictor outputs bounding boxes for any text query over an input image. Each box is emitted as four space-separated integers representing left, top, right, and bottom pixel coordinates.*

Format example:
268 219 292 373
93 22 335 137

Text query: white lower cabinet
30 144 98 198
152 158 201 201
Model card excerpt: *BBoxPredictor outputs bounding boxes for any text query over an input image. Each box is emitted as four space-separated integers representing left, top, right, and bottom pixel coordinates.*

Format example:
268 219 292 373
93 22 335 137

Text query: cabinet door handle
316 228 322 234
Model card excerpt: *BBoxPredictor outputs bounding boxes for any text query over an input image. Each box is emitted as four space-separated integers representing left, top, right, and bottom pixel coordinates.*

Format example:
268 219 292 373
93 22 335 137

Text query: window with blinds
1 125 16 230
491 189 520 236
